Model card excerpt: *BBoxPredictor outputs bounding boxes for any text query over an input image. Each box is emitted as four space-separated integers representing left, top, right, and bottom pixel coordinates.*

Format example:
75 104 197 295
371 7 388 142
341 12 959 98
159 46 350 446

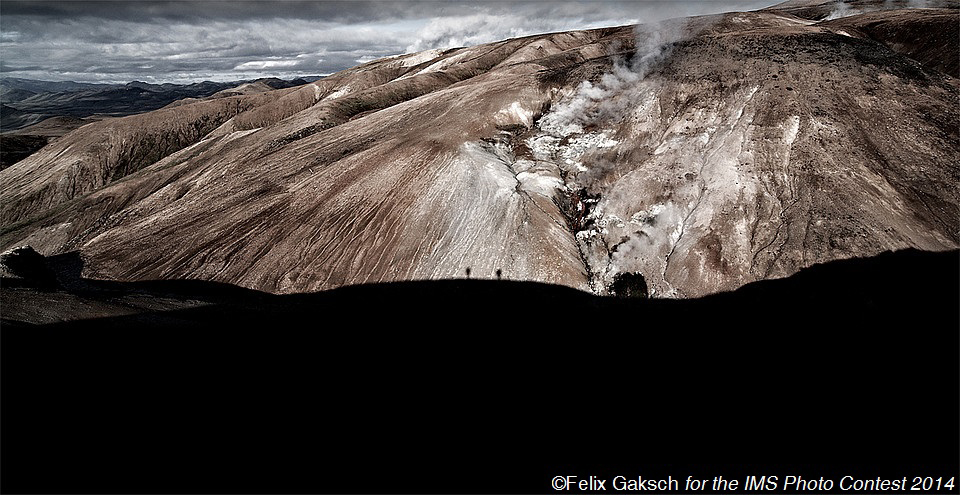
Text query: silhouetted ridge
3 248 955 329
2 249 956 494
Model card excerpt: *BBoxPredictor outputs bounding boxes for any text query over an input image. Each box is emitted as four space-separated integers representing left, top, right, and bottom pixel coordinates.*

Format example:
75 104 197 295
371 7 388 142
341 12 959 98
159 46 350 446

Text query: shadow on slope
2 249 957 494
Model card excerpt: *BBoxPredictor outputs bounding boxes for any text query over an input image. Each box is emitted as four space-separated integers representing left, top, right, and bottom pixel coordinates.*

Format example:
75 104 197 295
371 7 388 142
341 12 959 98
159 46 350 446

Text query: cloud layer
1 1 780 84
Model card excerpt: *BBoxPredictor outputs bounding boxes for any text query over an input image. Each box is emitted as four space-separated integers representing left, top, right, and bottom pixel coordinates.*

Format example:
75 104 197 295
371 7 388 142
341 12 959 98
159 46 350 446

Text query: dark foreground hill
2 249 957 493
2 247 957 329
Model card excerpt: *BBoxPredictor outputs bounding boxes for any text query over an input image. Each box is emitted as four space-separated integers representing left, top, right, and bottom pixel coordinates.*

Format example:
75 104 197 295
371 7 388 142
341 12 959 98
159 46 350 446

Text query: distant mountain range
0 76 321 131
0 76 320 168
0 77 110 96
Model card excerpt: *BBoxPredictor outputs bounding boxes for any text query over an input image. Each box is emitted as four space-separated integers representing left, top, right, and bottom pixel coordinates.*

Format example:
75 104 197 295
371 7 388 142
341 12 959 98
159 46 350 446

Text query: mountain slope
0 116 98 170
1 4 957 297
0 77 313 133
764 0 959 21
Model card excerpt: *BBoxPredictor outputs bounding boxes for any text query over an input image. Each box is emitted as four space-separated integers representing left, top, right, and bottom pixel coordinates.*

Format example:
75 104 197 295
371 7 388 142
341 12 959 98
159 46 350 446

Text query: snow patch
653 136 681 155
516 170 563 197
398 50 471 80
783 115 801 147
397 49 442 67
734 86 759 121
630 203 667 225
324 85 351 100
774 14 815 26
496 101 535 128
229 128 262 139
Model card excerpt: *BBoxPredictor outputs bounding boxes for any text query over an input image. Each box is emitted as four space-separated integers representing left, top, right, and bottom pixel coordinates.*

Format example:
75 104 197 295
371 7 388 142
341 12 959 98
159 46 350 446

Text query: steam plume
539 20 690 137
531 17 703 294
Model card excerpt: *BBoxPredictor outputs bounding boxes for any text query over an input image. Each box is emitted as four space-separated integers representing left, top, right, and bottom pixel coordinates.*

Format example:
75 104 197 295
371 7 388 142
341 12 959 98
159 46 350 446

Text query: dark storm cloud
0 1 418 23
0 1 783 83
1 1 777 20
0 62 43 72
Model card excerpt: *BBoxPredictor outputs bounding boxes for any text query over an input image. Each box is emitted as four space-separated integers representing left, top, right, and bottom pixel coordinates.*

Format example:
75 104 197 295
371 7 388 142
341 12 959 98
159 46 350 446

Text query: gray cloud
0 1 423 23
0 1 782 84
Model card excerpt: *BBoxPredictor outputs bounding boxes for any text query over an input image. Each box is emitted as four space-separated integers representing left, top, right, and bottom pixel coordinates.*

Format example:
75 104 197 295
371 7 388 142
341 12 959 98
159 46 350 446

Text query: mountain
0 77 110 98
0 76 316 132
0 87 39 104
766 0 959 20
0 1 957 299
0 116 95 170
0 79 116 130
0 103 44 131
0 76 316 169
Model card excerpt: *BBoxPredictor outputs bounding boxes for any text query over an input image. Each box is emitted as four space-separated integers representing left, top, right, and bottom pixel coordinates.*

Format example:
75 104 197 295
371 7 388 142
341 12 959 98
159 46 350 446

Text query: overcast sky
1 0 783 84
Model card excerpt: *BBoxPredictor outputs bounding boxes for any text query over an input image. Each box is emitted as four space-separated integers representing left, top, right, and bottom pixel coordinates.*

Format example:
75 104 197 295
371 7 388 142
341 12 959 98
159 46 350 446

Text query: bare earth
1 1 957 298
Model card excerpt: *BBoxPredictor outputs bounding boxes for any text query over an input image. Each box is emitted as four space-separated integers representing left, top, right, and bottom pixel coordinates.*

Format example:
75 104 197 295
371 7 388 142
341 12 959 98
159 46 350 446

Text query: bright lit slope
1 1 957 297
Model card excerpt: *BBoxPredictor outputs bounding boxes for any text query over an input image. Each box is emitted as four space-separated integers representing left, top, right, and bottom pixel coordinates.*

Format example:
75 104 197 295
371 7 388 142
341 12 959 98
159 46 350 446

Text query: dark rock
0 245 57 288
608 271 649 298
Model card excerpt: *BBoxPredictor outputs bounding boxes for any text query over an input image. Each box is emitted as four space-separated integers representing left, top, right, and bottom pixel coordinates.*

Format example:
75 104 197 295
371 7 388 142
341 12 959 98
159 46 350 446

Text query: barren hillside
1 1 957 297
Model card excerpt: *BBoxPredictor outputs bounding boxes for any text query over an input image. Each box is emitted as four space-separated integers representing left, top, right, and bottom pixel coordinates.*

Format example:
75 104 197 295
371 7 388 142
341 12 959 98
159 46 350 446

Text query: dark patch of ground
0 134 49 169
2 248 957 493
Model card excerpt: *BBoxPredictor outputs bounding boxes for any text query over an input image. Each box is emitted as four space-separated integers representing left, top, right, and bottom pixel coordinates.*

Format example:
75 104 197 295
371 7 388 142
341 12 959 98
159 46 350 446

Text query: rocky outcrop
0 245 57 288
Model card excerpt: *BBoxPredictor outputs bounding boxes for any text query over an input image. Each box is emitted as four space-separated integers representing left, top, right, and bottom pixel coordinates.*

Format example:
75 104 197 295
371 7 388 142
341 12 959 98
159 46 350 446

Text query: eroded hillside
1 2 957 297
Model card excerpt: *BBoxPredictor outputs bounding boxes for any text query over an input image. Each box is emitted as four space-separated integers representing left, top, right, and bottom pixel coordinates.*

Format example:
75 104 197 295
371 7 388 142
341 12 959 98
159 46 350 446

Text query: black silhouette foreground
2 248 957 494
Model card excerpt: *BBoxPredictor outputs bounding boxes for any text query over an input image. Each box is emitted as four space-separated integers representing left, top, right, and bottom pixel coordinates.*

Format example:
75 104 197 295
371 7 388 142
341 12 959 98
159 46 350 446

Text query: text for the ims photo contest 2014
550 475 957 492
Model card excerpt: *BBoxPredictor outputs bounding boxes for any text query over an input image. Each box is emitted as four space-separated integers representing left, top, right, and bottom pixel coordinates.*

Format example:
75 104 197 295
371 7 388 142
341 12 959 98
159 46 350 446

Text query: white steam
405 13 641 54
824 2 856 20
529 19 701 295
825 0 949 20
538 22 689 137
